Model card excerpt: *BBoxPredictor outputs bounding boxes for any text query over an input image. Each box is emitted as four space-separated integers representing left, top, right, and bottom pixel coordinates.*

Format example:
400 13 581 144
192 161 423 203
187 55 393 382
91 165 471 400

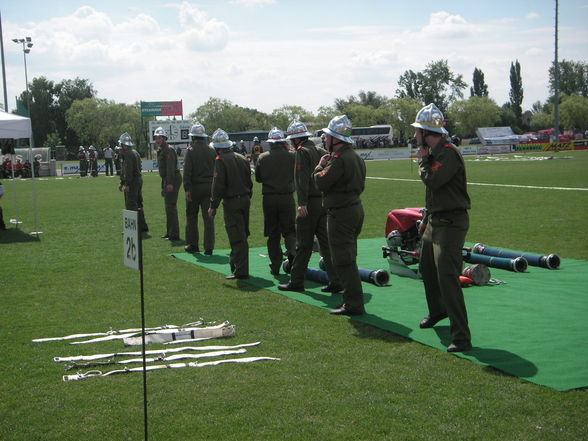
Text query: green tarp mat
172 237 588 391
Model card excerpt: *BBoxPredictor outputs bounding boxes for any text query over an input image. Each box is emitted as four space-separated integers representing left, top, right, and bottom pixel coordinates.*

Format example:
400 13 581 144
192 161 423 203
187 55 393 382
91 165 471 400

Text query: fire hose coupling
472 243 560 270
318 258 390 287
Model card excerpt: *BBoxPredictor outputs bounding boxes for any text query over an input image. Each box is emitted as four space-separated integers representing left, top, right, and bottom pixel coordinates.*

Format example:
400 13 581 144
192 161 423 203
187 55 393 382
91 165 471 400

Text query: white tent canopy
0 111 32 139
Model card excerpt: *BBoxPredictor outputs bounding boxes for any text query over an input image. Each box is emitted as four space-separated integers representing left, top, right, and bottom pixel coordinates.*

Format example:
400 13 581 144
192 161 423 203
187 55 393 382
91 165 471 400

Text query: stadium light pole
553 0 560 141
0 12 8 111
12 37 33 114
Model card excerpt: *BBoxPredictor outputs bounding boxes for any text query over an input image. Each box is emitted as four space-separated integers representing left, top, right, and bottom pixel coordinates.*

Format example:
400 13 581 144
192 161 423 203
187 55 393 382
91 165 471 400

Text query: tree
509 60 524 124
66 98 142 154
314 106 337 130
530 110 553 132
548 59 588 98
190 97 268 133
447 97 502 138
343 104 387 128
470 67 489 97
334 90 388 113
500 103 519 131
54 78 97 150
25 77 58 148
15 76 96 150
382 97 423 143
269 105 314 131
559 94 588 131
396 60 467 113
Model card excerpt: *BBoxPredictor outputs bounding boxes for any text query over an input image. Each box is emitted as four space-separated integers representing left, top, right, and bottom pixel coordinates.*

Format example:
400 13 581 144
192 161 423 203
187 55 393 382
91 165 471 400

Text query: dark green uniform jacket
418 139 470 213
183 140 216 191
210 151 252 209
313 144 366 208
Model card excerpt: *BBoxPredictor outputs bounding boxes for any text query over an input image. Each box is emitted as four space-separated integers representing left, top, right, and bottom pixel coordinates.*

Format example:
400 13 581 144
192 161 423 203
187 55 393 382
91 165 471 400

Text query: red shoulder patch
443 143 453 148
431 161 443 172
297 145 303 150
334 153 341 158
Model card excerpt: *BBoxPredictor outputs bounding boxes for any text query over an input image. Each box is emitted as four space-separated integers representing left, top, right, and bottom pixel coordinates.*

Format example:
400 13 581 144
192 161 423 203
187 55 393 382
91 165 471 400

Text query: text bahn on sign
123 210 140 270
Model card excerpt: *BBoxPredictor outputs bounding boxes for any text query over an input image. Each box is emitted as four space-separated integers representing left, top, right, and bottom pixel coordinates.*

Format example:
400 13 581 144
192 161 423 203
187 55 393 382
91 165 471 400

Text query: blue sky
2 0 587 116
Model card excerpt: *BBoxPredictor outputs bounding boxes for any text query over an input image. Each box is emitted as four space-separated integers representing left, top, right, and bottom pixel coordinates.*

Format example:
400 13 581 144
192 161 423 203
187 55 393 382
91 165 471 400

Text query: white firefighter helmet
79 146 84 151
153 126 168 138
411 103 448 135
253 136 259 143
209 128 232 149
89 145 95 150
189 122 207 138
286 120 312 139
323 115 354 144
267 127 288 143
119 132 133 147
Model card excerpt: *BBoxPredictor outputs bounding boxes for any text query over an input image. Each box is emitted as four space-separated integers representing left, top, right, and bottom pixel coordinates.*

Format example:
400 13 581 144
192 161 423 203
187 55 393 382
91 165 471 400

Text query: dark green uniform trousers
185 183 215 252
262 193 296 272
223 196 250 277
326 203 365 312
124 177 148 232
290 197 341 287
163 174 181 238
420 210 471 344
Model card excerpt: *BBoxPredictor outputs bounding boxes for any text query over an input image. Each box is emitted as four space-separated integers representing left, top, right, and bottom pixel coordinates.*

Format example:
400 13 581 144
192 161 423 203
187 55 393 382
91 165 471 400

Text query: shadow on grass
351 312 413 344
0 228 41 244
433 326 538 378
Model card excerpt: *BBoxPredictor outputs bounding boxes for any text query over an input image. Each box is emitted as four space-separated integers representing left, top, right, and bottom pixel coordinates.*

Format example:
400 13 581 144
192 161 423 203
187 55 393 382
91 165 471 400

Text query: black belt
327 200 361 210
430 208 467 217
225 193 249 199
264 192 293 195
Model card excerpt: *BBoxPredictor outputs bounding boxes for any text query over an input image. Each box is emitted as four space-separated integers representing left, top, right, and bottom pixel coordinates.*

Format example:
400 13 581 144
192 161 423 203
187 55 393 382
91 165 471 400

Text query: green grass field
1 151 587 441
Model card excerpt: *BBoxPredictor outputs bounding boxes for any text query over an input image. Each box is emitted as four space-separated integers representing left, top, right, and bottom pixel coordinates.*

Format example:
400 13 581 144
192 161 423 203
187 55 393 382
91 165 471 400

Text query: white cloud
526 47 544 55
421 11 473 38
229 0 276 6
526 12 540 20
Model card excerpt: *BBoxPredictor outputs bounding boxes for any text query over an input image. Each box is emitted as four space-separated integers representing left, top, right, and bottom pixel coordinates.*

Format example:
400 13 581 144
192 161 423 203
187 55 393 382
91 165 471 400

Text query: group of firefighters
116 103 473 352
78 144 121 177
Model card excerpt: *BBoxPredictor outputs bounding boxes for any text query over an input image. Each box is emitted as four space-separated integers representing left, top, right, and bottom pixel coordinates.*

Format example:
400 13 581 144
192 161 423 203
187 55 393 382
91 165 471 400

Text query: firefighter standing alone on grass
208 128 253 280
155 127 182 241
119 132 149 233
413 103 472 353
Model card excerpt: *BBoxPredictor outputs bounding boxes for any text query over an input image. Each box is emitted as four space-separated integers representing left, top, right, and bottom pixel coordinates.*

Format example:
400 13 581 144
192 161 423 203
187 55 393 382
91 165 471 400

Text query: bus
315 125 393 149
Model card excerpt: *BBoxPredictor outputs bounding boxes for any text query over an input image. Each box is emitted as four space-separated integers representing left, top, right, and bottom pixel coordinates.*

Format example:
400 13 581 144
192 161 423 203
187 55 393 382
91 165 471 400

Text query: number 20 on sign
123 210 141 270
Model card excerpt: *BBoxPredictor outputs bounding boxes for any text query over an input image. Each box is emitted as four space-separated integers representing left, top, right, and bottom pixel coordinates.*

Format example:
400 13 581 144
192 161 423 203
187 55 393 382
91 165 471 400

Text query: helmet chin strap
328 138 343 153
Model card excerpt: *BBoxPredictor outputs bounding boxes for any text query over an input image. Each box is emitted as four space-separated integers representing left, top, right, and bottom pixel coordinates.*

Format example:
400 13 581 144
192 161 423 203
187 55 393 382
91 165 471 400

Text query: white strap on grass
54 342 261 363
33 321 203 343
62 356 280 381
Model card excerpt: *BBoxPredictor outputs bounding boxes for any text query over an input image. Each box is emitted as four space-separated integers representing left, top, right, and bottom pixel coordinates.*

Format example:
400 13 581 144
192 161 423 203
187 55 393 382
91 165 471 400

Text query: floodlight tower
12 37 33 114
553 0 560 141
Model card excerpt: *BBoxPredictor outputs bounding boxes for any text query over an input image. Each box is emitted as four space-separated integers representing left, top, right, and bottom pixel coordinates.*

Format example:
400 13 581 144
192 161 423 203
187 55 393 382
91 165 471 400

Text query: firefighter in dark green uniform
413 103 472 353
278 120 342 293
255 127 296 275
118 132 149 233
251 137 263 166
207 128 253 280
183 122 216 254
313 115 366 316
155 126 181 241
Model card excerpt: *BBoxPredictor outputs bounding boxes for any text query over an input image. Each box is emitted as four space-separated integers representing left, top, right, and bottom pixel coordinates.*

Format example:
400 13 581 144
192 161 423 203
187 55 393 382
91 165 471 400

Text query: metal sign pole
123 210 148 441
